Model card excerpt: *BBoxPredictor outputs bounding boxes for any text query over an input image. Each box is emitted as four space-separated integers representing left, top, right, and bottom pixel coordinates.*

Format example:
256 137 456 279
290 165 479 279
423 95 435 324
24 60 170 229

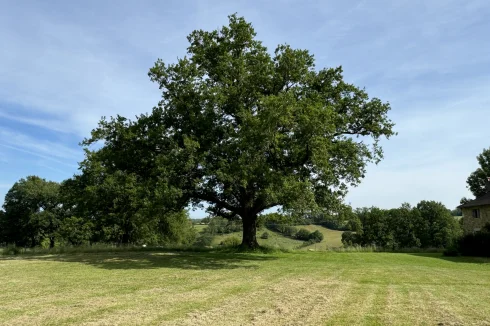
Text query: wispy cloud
0 0 489 214
0 128 81 167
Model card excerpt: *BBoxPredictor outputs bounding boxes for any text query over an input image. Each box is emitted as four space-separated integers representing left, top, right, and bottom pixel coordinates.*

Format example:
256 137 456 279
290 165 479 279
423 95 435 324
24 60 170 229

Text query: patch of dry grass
1 251 489 325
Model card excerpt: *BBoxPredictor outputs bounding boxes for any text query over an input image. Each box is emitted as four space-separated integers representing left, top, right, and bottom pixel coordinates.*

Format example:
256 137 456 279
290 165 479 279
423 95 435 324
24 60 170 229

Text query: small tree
309 230 324 243
296 228 311 241
1 176 61 248
466 148 490 197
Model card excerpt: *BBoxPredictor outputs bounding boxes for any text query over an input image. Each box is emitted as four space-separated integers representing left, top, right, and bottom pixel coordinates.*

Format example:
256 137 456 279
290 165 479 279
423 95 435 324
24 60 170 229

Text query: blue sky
1 0 489 217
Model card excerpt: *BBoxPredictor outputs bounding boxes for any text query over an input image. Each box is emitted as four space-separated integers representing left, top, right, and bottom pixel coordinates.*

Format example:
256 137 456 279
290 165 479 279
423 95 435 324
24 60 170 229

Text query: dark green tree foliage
343 201 462 249
62 150 196 245
457 223 490 257
0 209 5 244
354 207 394 247
84 15 395 248
388 203 422 248
56 216 93 246
416 201 462 248
466 148 490 197
0 173 196 247
308 230 324 243
295 228 311 241
1 176 61 248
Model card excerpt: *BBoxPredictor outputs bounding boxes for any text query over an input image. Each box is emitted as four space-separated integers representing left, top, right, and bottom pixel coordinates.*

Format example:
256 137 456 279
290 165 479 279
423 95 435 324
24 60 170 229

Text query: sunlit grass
1 251 489 325
202 225 344 250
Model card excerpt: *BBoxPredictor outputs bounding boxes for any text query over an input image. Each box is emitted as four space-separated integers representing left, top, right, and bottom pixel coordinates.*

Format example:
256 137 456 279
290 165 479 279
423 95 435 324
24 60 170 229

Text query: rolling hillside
194 224 344 250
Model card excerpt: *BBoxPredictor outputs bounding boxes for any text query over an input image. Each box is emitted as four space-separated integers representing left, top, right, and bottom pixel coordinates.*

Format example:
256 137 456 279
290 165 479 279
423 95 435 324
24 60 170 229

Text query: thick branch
333 129 369 137
196 192 241 215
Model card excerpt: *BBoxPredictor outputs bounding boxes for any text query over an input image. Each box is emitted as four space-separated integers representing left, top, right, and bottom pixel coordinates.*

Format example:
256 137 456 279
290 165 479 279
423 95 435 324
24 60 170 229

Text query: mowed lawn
1 251 490 325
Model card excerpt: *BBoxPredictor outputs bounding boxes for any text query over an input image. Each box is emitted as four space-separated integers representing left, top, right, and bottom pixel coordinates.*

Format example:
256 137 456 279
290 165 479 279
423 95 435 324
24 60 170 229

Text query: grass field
1 251 490 325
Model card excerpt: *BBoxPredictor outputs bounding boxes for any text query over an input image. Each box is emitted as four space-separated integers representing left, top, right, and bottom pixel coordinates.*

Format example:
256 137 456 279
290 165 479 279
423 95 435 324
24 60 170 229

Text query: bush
309 230 324 243
295 228 311 241
2 245 21 255
260 232 269 239
341 231 357 246
194 234 214 247
283 226 298 237
458 231 490 257
443 245 460 257
221 236 241 247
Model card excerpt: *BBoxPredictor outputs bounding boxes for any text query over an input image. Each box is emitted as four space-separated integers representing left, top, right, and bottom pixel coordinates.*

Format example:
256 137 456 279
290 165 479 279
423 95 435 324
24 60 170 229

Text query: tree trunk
121 233 130 245
49 237 55 249
241 215 259 249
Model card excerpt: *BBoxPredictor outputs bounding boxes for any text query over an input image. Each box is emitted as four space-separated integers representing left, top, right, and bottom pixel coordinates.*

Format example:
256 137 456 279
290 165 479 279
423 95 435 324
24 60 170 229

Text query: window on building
472 209 480 218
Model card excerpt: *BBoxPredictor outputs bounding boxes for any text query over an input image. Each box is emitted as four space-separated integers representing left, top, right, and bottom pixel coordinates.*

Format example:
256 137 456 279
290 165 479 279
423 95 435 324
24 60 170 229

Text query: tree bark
241 215 259 249
49 237 55 249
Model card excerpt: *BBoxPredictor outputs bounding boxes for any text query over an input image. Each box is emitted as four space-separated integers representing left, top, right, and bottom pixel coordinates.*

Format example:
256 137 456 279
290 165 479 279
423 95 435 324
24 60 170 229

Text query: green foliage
343 201 462 249
57 216 93 246
341 231 357 246
466 148 490 197
221 236 241 247
203 216 242 235
194 234 214 247
0 173 196 248
450 208 462 216
309 230 324 243
1 176 61 248
295 228 311 241
260 232 269 239
416 200 462 248
443 245 460 257
82 14 395 248
457 224 490 257
200 217 211 224
2 245 21 255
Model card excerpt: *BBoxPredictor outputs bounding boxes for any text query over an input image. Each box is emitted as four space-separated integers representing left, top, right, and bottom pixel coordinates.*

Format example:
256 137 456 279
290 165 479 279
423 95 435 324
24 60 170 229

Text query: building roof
458 192 490 208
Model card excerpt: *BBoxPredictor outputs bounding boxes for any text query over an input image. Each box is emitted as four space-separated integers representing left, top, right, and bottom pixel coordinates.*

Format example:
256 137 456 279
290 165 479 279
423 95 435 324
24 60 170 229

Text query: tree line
0 176 196 248
341 201 462 249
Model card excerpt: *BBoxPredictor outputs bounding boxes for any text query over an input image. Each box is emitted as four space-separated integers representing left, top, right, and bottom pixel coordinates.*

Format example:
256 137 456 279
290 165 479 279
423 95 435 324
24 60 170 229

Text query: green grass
210 229 305 249
193 224 208 233
294 224 344 249
1 251 489 325
197 224 344 250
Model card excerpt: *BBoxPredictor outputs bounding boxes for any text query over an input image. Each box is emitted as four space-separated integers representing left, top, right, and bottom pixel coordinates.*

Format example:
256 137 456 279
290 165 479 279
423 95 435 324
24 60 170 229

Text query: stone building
459 178 490 234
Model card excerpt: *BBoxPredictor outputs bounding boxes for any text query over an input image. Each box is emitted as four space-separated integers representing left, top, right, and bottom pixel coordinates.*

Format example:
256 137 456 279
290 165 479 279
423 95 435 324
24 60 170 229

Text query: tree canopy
81 14 395 248
1 176 61 247
466 147 490 197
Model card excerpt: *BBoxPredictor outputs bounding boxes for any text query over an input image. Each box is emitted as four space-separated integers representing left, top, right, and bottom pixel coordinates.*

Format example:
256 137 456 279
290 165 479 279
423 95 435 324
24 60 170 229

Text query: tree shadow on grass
408 253 490 264
10 250 278 270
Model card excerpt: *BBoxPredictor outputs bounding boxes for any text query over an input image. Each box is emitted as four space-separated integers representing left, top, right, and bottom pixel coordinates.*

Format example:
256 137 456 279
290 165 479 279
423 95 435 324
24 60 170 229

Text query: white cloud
0 128 81 167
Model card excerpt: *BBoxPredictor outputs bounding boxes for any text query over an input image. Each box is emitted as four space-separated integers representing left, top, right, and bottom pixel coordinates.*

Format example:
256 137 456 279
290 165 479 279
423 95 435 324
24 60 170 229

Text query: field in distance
195 224 344 250
1 250 489 325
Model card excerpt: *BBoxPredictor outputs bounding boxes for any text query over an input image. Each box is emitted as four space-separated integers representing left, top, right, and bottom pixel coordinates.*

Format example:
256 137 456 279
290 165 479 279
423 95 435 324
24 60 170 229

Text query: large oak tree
84 15 395 248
